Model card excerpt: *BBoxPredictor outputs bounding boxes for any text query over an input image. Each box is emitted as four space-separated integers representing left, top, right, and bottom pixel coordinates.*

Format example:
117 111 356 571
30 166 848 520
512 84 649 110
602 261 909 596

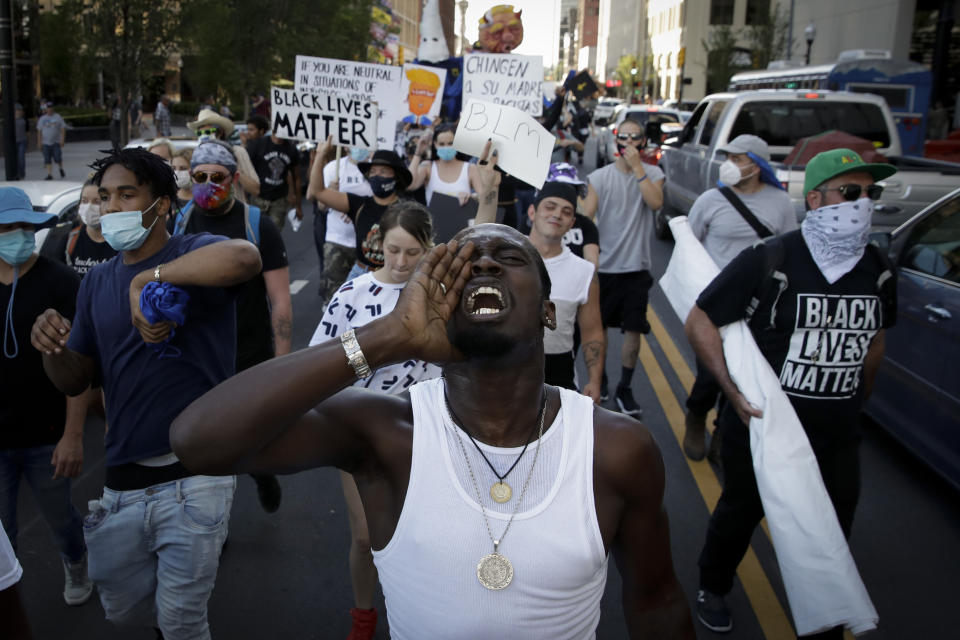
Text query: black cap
357 150 412 190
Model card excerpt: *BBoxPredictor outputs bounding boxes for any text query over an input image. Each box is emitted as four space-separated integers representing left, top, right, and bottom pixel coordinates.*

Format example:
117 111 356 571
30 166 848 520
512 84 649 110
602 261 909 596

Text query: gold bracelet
153 263 163 282
340 329 372 379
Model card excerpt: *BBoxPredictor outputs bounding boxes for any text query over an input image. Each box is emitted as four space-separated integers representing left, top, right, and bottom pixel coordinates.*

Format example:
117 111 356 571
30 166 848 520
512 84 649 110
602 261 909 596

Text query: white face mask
175 170 191 190
78 202 101 227
801 197 874 283
719 159 756 186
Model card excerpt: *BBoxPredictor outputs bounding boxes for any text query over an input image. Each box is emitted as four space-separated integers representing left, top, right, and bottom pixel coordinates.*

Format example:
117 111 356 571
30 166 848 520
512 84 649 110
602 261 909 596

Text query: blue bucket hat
0 187 57 229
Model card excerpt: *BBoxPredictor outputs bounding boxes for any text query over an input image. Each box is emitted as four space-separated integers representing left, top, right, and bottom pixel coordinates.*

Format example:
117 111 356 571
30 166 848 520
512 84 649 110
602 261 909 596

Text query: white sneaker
63 553 93 605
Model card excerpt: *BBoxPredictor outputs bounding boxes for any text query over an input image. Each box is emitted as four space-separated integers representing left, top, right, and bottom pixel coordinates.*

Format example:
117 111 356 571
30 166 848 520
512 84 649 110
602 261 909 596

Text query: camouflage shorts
320 242 357 303
251 196 288 230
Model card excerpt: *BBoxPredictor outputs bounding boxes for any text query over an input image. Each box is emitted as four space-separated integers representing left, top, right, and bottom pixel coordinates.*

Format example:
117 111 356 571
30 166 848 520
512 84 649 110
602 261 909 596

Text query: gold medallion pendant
477 552 514 590
490 481 512 503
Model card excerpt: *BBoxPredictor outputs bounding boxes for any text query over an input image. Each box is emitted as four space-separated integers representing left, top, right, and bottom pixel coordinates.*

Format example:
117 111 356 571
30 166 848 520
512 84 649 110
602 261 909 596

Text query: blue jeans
0 445 86 563
84 475 236 638
346 260 373 282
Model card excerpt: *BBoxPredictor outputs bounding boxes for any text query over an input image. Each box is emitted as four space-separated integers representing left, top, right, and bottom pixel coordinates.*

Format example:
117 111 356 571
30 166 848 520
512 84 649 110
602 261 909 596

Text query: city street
5 136 959 639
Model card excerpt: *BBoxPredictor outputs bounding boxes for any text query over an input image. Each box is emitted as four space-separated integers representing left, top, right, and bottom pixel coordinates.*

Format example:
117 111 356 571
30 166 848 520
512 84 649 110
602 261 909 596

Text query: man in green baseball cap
685 148 898 635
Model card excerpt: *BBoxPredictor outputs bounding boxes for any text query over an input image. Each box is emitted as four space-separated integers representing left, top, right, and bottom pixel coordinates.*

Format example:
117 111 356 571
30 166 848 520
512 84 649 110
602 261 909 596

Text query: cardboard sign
462 53 543 116
453 99 555 190
564 70 599 100
271 86 378 149
428 192 481 243
294 55 401 148
399 63 447 126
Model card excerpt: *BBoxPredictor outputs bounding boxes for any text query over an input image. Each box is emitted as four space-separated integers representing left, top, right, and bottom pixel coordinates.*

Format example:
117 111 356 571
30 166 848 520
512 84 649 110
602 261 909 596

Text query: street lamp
804 22 816 65
630 67 638 102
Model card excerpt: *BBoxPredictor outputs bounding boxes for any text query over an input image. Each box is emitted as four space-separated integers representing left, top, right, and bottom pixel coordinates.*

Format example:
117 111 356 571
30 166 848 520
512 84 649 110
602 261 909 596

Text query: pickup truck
656 90 960 238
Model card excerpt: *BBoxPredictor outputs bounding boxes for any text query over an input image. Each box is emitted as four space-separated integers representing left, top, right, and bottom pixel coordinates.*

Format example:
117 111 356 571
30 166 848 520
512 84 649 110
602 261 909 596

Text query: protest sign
428 193 481 243
294 55 402 148
271 86 378 150
463 53 543 116
399 63 447 126
453 99 555 189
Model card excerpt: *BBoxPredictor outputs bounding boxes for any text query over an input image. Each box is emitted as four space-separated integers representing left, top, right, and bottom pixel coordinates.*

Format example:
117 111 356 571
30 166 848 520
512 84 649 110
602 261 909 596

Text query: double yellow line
639 306 796 639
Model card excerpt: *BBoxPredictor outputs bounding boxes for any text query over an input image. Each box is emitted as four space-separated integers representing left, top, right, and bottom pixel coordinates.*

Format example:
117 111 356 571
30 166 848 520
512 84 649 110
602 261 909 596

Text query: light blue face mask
350 147 371 163
99 198 161 251
0 228 36 359
0 228 36 266
436 147 458 162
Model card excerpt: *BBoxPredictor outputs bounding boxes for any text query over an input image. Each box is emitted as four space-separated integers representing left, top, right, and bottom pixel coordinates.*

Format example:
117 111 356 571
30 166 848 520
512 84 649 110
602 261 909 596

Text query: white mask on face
175 170 191 190
719 159 757 187
78 202 101 227
801 197 874 283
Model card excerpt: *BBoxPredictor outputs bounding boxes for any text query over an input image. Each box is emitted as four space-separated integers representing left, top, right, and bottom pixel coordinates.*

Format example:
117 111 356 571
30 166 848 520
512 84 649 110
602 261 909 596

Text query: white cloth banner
658 216 878 637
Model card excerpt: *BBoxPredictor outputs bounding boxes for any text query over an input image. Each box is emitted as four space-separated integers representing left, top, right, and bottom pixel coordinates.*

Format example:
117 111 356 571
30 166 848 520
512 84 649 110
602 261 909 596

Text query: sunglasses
196 127 219 137
616 133 645 142
820 183 884 201
191 171 229 184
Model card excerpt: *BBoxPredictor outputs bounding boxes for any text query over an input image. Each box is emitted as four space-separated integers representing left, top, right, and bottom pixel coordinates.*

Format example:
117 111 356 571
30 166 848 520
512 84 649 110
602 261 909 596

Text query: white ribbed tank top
372 378 609 639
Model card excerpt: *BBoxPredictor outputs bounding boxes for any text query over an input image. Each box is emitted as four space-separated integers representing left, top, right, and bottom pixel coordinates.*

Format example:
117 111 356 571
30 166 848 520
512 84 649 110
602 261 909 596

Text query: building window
746 0 771 25
710 0 734 25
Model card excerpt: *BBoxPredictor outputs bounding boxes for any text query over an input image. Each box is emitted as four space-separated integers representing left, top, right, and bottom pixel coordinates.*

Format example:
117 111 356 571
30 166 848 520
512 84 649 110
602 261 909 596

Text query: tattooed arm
264 266 293 356
578 274 605 404
472 141 501 226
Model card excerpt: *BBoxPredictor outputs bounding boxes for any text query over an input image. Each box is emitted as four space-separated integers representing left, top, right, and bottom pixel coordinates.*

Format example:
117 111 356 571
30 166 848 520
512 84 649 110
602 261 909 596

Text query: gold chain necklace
444 387 548 590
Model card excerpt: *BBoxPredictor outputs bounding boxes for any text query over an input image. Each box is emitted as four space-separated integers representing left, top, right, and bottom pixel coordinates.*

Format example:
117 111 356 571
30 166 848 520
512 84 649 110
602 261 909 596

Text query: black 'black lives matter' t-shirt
696 230 895 446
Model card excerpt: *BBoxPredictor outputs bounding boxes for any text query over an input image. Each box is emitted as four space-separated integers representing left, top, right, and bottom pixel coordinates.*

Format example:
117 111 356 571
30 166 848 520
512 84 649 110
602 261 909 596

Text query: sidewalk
1 125 193 183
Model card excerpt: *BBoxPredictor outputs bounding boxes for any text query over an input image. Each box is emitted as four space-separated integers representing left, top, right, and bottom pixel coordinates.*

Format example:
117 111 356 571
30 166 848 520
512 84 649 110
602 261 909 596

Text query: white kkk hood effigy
659 216 878 636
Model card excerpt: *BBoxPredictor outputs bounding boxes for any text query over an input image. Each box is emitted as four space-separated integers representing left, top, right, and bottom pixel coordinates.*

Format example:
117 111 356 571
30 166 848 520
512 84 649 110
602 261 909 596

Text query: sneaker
615 386 642 418
59 167 65 178
45 174 53 180
683 411 707 461
347 607 377 640
252 473 282 513
63 554 93 606
600 372 609 402
696 589 733 632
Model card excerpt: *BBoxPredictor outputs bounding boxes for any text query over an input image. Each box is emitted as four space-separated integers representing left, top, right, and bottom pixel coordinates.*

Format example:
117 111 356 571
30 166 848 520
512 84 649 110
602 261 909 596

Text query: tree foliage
181 0 374 115
55 0 183 145
744 3 793 70
702 26 751 94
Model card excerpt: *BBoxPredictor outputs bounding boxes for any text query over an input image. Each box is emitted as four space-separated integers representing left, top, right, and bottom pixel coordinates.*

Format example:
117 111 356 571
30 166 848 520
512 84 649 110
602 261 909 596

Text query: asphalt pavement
4 136 959 639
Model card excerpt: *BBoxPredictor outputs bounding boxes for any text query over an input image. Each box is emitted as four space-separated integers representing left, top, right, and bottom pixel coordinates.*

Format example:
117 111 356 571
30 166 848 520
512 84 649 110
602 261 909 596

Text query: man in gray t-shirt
36 102 66 180
682 134 797 461
587 118 665 418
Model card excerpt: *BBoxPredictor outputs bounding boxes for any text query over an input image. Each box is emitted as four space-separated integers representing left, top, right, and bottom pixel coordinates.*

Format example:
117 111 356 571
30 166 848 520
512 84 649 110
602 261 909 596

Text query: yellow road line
640 325 795 639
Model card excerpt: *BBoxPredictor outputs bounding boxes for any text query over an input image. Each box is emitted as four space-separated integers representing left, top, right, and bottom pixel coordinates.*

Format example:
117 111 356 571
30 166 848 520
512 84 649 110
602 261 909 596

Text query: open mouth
464 285 507 316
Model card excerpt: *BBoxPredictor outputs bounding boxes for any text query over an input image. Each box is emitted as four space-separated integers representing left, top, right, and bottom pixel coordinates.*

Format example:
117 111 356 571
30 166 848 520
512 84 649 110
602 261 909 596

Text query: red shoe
347 607 377 640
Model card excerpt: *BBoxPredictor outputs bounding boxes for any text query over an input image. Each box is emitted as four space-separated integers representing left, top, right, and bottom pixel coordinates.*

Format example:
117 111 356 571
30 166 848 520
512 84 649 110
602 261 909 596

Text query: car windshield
728 101 892 148
625 111 680 126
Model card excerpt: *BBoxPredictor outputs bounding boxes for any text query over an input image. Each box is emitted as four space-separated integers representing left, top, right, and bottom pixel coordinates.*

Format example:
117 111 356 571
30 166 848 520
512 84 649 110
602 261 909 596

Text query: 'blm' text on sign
294 55 401 148
271 87 378 150
453 99 555 189
462 53 544 116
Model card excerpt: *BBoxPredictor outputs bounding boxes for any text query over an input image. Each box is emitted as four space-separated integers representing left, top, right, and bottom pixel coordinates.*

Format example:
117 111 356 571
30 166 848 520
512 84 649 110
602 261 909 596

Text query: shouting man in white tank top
171 166 694 637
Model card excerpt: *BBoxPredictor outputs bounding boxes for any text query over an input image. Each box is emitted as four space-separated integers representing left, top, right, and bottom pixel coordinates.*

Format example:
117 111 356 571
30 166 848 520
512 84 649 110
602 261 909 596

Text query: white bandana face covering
801 197 873 284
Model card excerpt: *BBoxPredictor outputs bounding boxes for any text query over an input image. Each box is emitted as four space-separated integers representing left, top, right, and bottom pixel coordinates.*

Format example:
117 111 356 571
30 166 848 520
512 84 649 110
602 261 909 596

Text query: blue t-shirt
68 233 238 466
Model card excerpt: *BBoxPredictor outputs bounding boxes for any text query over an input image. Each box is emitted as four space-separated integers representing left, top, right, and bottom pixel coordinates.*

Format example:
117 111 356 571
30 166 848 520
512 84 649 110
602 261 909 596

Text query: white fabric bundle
658 216 878 636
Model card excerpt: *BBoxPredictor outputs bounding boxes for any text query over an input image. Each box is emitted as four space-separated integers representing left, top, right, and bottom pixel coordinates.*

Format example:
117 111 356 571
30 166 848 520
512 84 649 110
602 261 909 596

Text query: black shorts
598 270 653 334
